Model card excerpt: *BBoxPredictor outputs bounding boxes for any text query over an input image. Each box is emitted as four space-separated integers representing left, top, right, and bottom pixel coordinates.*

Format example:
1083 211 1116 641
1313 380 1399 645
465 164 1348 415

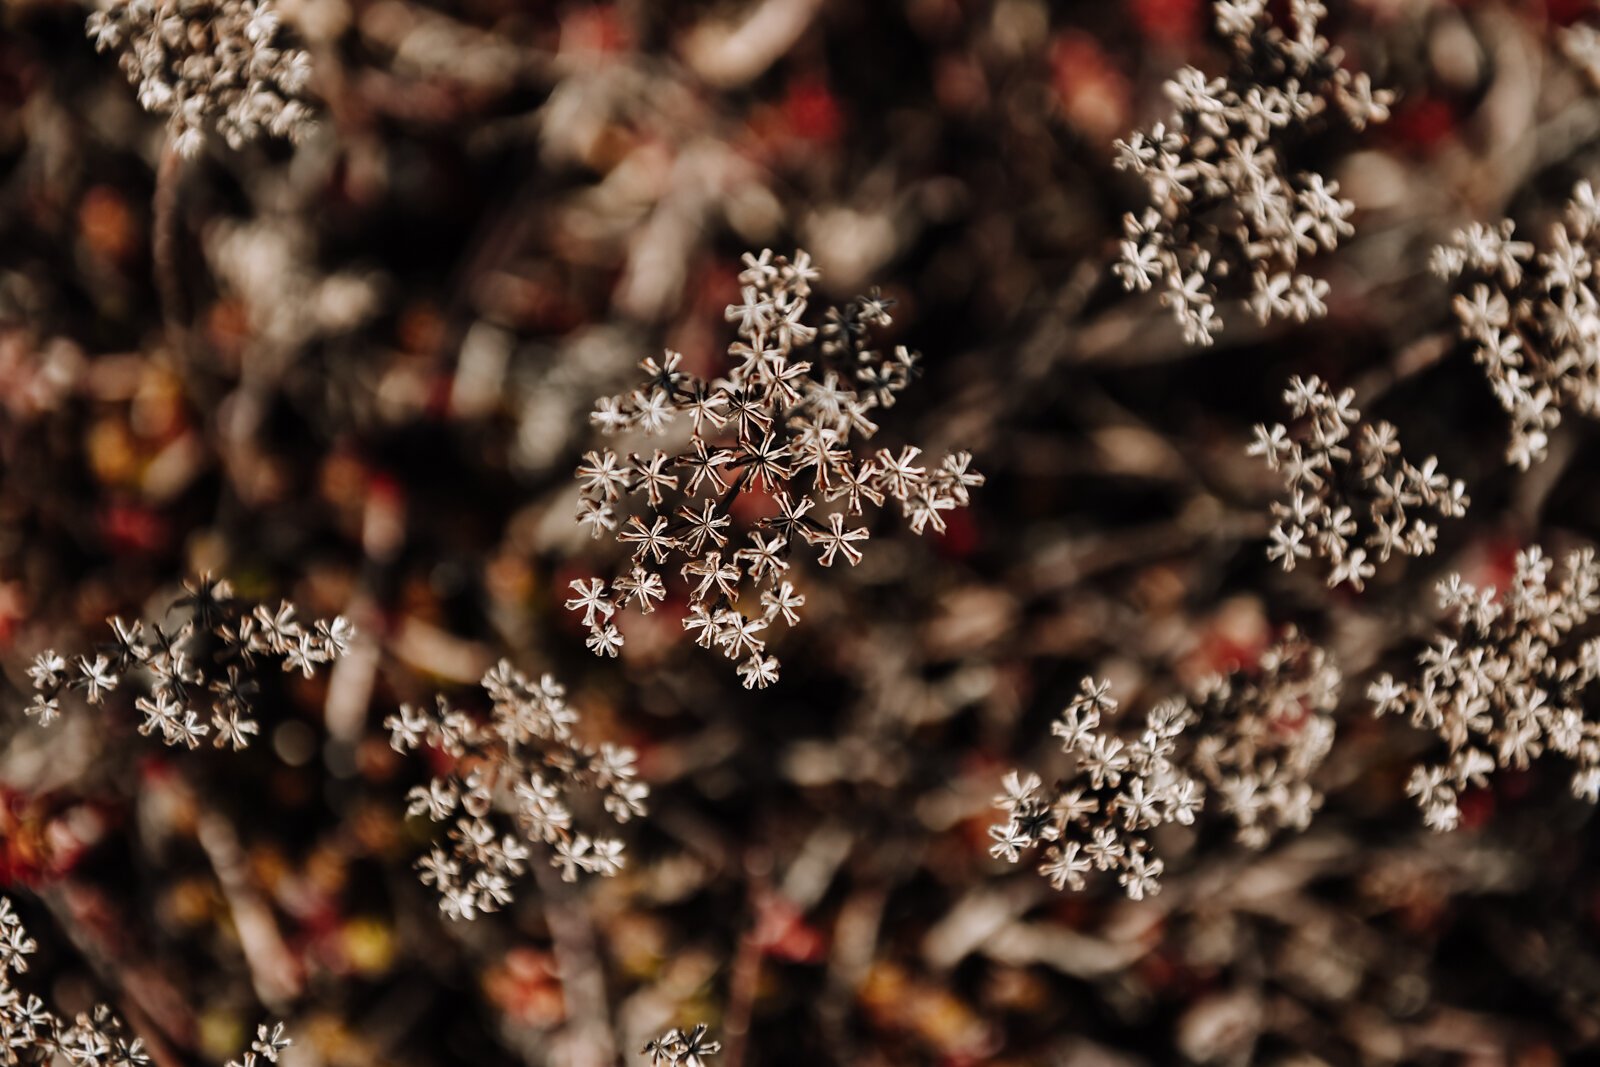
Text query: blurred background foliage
4 0 1600 1064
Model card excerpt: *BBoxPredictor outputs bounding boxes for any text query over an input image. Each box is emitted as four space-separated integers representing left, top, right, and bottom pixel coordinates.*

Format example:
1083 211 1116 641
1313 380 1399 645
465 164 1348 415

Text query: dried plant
1433 181 1600 470
1560 24 1600 91
990 679 1204 900
86 0 314 156
569 249 982 688
1188 630 1340 848
22 575 352 751
384 661 647 921
993 632 1339 899
641 1024 721 1067
1113 0 1392 345
1370 546 1600 831
1249 376 1469 590
1 896 290 1067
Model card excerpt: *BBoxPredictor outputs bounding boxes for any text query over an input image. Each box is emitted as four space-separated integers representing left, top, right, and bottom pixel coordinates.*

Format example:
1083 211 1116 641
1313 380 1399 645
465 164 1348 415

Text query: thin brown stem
532 860 615 1067
151 141 187 347
719 856 770 1067
150 139 225 414
195 808 304 1009
37 883 193 1067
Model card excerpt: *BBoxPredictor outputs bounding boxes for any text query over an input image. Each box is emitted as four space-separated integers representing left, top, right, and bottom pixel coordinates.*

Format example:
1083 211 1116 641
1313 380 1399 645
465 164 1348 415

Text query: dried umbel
384 661 647 921
1 897 290 1067
1113 0 1392 345
641 1024 721 1067
1370 546 1600 832
21 575 352 751
1249 376 1469 590
990 679 1204 901
993 634 1339 899
1188 631 1339 848
1433 181 1600 470
569 249 982 688
86 0 314 156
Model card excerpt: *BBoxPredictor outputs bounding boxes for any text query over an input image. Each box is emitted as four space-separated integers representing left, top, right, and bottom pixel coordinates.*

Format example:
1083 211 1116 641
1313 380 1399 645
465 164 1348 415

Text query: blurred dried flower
1370 545 1600 831
1249 376 1468 590
21 575 352 750
992 678 1203 900
1433 180 1600 469
1560 24 1600 90
1113 0 1392 344
570 249 982 687
86 0 315 156
1188 629 1340 848
996 632 1340 897
385 661 647 920
642 1023 721 1067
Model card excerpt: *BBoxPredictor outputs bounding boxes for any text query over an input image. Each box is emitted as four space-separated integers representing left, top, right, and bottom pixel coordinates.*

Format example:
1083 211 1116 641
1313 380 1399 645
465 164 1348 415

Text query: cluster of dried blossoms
1112 0 1392 345
1 897 290 1067
993 633 1340 898
23 576 352 750
1187 630 1339 848
568 249 982 688
384 661 647 921
641 1024 721 1067
86 0 314 157
1370 546 1600 832
990 679 1204 900
1249 376 1469 590
1433 181 1600 470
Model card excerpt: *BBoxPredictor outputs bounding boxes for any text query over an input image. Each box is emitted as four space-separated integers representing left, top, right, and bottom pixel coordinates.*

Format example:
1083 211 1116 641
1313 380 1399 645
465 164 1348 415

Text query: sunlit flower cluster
995 631 1340 898
23 575 352 751
1249 376 1469 590
569 249 981 688
991 679 1204 900
87 0 314 156
1434 181 1600 469
1370 546 1600 831
385 660 647 920
1113 0 1392 344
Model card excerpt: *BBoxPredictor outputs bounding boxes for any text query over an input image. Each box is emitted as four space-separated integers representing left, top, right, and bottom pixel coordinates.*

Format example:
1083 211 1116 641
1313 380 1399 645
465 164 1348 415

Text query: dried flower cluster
23 576 352 750
1433 181 1600 470
1112 0 1392 345
1 897 290 1067
569 249 982 688
1370 546 1600 831
641 1024 721 1067
384 661 648 921
86 0 314 157
1249 376 1469 590
1188 630 1339 848
993 633 1339 899
990 679 1204 900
